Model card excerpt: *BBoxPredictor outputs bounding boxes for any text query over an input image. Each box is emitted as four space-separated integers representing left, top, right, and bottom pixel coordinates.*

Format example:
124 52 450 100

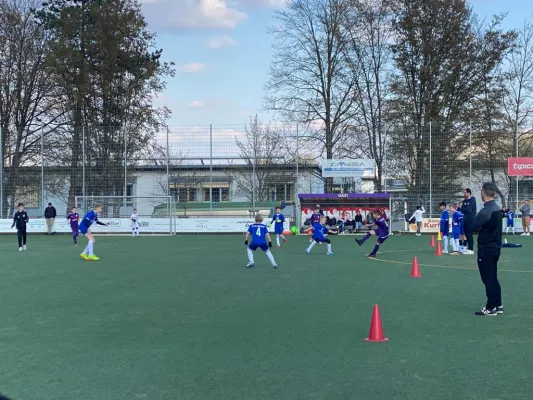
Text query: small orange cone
430 235 436 247
436 241 443 256
410 256 422 278
365 304 389 342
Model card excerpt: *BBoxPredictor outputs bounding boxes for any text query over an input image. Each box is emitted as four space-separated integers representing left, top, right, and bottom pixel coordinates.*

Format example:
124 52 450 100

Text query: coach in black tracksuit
11 203 29 250
461 188 477 254
471 183 503 316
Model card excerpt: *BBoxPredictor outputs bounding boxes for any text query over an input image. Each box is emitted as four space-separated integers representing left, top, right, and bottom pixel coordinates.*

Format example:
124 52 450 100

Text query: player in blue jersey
79 204 108 261
449 203 463 255
306 216 337 255
245 214 278 269
439 202 450 253
505 208 515 234
306 207 323 242
270 206 286 247
67 207 80 245
355 209 390 258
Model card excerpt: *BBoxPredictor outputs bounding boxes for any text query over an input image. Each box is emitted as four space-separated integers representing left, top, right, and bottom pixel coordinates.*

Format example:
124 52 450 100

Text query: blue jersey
440 210 449 234
312 222 329 240
248 223 269 244
271 213 285 226
452 211 463 234
81 210 99 229
506 210 514 224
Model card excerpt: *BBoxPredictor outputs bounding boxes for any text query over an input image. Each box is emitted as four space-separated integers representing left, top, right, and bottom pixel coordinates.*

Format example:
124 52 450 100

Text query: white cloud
188 101 206 108
178 62 210 73
141 0 247 31
204 35 237 49
230 0 286 8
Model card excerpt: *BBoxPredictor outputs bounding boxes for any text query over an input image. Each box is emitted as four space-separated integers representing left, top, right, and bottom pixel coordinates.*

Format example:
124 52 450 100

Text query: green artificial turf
1 233 533 400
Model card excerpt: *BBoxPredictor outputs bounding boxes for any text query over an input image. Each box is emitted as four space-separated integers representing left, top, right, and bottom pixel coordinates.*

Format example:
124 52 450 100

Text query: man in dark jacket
44 202 57 234
460 188 477 255
471 183 503 316
11 203 29 251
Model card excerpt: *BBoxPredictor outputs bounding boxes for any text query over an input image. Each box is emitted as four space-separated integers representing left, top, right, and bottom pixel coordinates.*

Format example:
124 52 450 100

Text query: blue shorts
274 224 284 234
507 220 514 227
249 243 268 252
452 232 461 239
79 224 89 235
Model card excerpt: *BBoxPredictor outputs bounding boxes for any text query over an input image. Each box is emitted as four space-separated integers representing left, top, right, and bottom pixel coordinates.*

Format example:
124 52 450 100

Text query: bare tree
0 0 63 217
264 0 357 192
341 0 393 191
225 116 294 204
502 19 533 204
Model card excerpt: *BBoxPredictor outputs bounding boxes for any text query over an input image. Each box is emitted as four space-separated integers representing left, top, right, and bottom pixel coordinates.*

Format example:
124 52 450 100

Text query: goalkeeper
130 209 140 237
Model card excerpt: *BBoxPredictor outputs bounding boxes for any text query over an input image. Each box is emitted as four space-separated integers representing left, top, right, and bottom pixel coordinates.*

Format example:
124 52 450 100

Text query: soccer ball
290 226 299 235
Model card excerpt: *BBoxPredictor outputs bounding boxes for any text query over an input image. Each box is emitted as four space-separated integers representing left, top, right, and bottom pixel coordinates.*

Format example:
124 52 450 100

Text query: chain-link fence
1 122 532 220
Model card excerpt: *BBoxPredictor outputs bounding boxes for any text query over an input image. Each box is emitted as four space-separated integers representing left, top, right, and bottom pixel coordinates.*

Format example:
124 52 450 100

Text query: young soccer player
505 208 515 234
306 207 323 242
245 214 278 269
79 204 109 261
270 206 286 247
306 215 337 255
11 203 29 251
67 207 80 245
439 202 450 253
449 203 463 255
131 208 140 237
354 209 390 257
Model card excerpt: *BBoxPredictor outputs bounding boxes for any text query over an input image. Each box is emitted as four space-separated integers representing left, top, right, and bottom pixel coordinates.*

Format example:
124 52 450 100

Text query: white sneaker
521 233 527 236
463 250 474 255
527 233 531 236
442 249 448 254
23 245 27 251
18 247 22 252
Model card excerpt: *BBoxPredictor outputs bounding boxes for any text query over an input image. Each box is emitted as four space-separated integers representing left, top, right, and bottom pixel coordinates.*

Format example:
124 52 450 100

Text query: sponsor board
321 159 375 178
407 218 533 233
0 218 290 233
508 157 533 176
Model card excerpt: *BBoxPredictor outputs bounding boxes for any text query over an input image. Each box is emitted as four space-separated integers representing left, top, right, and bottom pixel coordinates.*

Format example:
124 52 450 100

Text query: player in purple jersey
355 209 390 258
67 207 80 245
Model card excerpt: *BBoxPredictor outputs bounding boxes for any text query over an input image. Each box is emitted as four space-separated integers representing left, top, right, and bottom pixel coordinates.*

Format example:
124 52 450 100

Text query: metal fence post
210 124 213 212
124 127 128 212
41 128 44 211
82 125 86 198
429 121 432 217
0 126 3 218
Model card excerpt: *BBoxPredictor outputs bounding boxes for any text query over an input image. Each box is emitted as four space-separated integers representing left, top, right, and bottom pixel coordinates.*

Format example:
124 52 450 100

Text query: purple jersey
374 217 389 238
67 212 79 227
311 213 322 224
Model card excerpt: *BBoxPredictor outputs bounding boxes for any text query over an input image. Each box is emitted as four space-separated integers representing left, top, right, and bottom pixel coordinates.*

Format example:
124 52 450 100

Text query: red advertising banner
508 157 533 176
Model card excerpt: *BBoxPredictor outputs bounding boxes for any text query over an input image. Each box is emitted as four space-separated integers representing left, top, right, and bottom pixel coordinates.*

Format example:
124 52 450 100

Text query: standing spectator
460 188 477 255
44 202 57 234
410 206 425 236
519 200 530 236
354 210 363 231
471 183 503 316
11 203 29 251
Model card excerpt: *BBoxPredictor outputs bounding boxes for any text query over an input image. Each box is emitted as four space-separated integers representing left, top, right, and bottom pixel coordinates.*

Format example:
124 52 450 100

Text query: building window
203 187 230 202
267 184 294 201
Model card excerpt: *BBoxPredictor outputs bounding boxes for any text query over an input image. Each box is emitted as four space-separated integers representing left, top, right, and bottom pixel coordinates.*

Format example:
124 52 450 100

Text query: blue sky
140 0 533 126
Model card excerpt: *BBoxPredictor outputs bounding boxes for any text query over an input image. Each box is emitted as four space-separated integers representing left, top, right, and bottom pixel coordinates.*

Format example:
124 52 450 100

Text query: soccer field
1 233 533 400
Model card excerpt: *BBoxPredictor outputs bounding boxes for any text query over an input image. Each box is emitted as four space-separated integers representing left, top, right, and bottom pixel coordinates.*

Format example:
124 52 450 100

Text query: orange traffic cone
430 235 436 247
436 241 443 256
410 256 422 278
365 304 389 342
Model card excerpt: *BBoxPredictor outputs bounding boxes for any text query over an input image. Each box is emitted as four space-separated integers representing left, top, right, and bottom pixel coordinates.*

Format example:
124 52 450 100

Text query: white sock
276 236 280 246
83 243 90 254
443 236 448 249
247 248 254 263
327 243 332 253
307 241 317 252
454 239 459 252
281 235 285 240
88 240 94 256
265 250 276 266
